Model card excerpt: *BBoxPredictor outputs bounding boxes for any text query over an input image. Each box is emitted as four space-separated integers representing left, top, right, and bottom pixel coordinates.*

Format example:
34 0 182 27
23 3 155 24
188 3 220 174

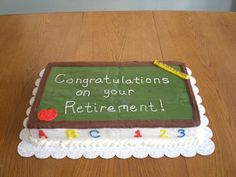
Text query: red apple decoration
38 108 58 121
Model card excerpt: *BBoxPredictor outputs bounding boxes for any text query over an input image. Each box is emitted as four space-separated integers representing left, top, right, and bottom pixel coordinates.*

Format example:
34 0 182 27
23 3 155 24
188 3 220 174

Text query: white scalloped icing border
17 67 215 159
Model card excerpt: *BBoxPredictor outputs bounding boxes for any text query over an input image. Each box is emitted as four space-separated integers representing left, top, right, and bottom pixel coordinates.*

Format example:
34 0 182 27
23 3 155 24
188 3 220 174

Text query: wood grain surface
0 11 235 177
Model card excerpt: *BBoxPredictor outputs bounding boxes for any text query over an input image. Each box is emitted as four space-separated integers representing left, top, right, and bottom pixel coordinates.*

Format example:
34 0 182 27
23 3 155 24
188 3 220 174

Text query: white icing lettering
148 102 158 112
145 78 152 83
55 75 170 87
111 89 117 95
76 106 84 113
66 78 74 84
112 78 120 84
133 77 140 84
100 105 107 112
104 75 111 84
82 78 89 87
103 89 110 98
130 105 138 112
65 101 76 114
162 77 170 84
140 105 148 112
118 105 129 112
63 101 164 114
103 89 135 98
93 102 98 112
84 102 93 113
89 78 95 84
159 99 165 111
76 90 90 97
128 89 134 96
125 79 133 84
107 106 116 112
153 78 160 84
75 78 82 84
95 78 103 84
55 74 66 83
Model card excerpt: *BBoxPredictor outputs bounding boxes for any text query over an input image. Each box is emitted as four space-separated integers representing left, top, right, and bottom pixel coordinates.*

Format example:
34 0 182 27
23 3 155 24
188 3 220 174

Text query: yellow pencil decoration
153 60 189 80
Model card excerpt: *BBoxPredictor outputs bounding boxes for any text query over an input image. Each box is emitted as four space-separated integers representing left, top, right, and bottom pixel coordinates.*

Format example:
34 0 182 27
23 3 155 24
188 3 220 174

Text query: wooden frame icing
27 61 200 128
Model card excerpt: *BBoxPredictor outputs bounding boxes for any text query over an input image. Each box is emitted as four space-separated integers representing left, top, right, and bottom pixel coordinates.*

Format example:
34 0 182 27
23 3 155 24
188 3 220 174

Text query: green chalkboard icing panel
28 62 200 128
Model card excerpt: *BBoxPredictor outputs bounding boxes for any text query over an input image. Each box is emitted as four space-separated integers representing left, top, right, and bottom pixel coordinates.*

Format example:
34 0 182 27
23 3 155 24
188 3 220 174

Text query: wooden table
0 11 236 177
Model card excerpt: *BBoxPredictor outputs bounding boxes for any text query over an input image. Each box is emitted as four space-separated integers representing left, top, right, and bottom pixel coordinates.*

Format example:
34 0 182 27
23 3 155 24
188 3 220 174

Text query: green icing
38 65 193 121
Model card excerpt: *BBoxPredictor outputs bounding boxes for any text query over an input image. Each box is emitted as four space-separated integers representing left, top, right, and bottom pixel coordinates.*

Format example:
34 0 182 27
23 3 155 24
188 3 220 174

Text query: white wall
0 0 235 15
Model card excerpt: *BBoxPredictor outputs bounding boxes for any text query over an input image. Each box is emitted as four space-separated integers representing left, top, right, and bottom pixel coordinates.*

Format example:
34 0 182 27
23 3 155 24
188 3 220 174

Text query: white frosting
25 113 208 148
28 127 199 144
17 66 215 159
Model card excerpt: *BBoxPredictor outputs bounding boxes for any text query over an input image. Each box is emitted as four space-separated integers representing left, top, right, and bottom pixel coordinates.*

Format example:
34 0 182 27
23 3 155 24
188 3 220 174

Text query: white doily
17 67 215 159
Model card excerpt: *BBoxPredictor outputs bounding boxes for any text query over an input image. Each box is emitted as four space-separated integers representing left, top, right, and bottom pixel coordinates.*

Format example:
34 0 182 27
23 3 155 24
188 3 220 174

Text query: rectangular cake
18 61 215 159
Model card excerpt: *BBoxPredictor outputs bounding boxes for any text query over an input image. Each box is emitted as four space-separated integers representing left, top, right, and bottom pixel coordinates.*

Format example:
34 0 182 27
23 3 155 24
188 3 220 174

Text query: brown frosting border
27 61 200 128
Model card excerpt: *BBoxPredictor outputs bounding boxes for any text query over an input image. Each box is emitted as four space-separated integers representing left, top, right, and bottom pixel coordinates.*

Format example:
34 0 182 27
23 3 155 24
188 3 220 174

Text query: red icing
38 108 58 121
38 130 48 139
134 130 142 138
